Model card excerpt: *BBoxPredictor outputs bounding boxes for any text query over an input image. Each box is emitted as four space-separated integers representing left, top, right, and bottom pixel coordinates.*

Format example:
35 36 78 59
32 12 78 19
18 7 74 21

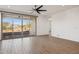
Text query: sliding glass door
23 19 30 37
2 13 36 39
2 17 13 39
23 18 36 36
13 18 22 38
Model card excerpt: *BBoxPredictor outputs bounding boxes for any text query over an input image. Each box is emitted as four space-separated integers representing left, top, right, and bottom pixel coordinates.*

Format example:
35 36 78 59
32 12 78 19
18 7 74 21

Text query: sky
3 18 32 25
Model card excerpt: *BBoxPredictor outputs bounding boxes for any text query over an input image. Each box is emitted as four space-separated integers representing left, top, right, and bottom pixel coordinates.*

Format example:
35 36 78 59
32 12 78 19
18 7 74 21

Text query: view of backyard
3 17 32 33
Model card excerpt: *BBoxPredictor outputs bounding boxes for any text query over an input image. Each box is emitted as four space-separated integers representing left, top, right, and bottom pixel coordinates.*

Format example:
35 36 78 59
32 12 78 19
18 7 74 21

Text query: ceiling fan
29 5 47 14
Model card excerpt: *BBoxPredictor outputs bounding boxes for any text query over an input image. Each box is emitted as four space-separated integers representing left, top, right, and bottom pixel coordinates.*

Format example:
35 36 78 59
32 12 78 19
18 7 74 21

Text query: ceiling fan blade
38 10 47 11
36 10 40 14
37 5 43 10
35 5 37 9
30 10 34 14
27 10 33 12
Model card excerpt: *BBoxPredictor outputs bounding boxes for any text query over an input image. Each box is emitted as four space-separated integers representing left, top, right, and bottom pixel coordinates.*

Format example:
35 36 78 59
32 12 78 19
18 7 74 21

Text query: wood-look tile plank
0 36 79 54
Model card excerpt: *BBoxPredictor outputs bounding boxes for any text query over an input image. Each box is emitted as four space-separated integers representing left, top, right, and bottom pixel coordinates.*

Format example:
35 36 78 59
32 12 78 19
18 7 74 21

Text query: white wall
37 15 50 35
50 7 79 42
0 12 1 40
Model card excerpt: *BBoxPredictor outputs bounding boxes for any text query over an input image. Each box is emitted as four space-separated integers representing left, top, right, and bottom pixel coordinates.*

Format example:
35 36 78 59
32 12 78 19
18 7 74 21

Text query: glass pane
3 17 13 33
23 19 31 31
29 19 35 35
13 18 22 32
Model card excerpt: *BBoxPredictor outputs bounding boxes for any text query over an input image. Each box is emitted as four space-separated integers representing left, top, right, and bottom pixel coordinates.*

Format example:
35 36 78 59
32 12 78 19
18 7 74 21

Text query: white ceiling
0 5 78 17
